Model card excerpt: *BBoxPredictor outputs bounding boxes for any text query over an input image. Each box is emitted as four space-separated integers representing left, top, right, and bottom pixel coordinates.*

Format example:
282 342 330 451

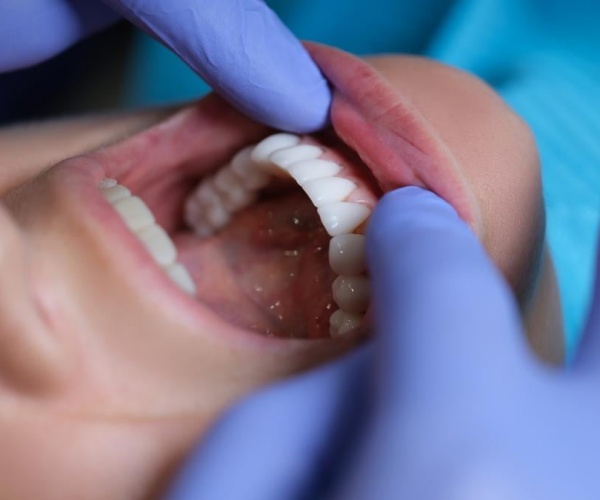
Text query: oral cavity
97 178 197 296
184 133 376 338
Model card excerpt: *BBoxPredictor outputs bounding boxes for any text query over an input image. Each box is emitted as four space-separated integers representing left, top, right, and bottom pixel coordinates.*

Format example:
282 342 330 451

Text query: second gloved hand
164 187 600 500
0 0 331 133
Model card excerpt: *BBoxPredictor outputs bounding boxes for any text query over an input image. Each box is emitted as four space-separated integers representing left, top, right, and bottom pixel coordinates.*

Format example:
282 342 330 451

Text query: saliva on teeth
184 133 373 338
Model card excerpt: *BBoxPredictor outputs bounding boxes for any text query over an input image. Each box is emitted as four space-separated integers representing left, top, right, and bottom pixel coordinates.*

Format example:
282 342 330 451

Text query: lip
54 44 479 352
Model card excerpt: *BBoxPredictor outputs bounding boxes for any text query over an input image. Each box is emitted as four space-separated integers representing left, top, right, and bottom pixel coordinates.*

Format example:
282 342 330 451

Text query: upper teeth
98 181 196 296
185 133 373 338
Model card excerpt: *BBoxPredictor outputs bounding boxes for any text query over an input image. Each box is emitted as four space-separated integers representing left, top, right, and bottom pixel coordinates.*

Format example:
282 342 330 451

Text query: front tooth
113 196 155 232
166 263 196 296
269 144 323 169
230 146 270 190
251 133 300 173
136 224 177 267
317 202 371 236
302 177 356 207
101 184 131 204
286 159 341 185
329 234 366 275
332 275 370 314
329 309 362 337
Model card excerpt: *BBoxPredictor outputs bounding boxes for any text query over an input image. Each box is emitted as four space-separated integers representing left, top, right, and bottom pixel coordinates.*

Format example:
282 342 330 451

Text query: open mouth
66 44 478 343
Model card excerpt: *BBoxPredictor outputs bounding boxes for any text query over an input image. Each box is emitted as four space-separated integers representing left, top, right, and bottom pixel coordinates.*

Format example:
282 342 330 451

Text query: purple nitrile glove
164 187 600 500
0 0 331 133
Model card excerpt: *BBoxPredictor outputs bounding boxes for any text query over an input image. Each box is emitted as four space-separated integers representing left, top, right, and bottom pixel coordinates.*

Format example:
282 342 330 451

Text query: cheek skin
367 56 564 363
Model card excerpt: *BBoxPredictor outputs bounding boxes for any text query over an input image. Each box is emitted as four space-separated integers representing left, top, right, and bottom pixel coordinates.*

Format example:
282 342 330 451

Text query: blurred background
1 0 598 360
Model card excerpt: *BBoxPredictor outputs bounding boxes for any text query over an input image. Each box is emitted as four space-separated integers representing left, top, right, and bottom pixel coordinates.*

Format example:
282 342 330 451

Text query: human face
0 44 561 499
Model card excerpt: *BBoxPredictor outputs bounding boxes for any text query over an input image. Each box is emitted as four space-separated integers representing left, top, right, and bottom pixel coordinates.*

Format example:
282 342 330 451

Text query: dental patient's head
0 44 562 499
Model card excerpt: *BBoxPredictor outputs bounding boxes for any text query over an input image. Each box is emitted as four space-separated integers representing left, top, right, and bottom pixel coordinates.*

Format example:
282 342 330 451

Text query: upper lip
53 44 479 346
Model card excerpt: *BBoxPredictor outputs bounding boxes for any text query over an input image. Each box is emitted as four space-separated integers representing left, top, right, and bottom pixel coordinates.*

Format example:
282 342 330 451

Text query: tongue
175 190 335 339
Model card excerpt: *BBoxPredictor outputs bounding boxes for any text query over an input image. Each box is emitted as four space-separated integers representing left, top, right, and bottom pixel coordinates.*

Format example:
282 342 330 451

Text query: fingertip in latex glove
103 0 331 132
166 187 600 500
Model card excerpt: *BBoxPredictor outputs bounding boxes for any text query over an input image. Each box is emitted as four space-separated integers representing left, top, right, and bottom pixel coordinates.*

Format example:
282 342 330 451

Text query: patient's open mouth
80 43 478 343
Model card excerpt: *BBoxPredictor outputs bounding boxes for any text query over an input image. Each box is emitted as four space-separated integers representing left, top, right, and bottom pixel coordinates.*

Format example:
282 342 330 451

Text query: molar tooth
166 263 196 296
317 202 371 236
286 159 341 185
113 196 155 232
329 309 362 337
98 178 117 189
302 177 356 207
213 166 256 212
329 234 366 275
101 184 131 204
205 203 231 230
231 146 270 189
269 144 323 169
332 275 370 314
251 133 300 173
136 225 177 267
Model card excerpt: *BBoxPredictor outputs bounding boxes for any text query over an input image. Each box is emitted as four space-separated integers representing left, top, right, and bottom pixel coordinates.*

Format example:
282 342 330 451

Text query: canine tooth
251 133 300 173
231 146 270 189
136 225 177 267
302 177 356 207
269 144 322 169
113 196 155 232
317 202 371 236
101 184 131 204
329 309 362 337
286 159 341 185
329 234 366 275
332 275 370 314
166 263 196 296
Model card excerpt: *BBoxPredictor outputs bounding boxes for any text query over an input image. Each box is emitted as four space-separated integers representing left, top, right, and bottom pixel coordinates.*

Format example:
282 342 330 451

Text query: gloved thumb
365 187 530 404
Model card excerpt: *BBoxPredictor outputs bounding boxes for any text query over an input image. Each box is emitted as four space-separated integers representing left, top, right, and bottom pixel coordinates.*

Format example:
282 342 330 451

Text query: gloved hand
0 0 330 133
164 187 600 500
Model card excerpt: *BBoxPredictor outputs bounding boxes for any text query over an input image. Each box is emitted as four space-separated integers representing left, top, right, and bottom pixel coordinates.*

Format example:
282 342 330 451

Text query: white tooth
269 144 323 169
329 234 366 275
193 180 221 207
286 159 341 185
251 133 300 173
213 166 256 211
113 196 155 232
98 178 117 189
213 166 242 192
166 263 196 296
136 224 177 267
205 203 231 230
101 184 131 204
332 275 370 314
302 177 356 207
317 202 371 236
329 309 362 337
231 146 270 190
222 189 256 212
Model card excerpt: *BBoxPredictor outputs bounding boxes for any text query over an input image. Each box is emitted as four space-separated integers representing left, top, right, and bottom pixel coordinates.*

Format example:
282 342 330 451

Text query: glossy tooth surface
302 177 356 207
317 202 371 237
332 275 370 314
329 234 366 275
251 133 300 173
231 147 270 189
286 159 341 185
329 309 362 337
166 263 196 296
136 224 177 267
113 196 155 232
269 144 323 169
101 184 131 204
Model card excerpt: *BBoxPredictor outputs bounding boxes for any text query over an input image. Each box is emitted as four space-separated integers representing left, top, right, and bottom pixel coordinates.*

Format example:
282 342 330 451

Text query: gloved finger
571 230 600 373
0 0 119 73
366 187 531 403
164 347 370 500
102 0 331 133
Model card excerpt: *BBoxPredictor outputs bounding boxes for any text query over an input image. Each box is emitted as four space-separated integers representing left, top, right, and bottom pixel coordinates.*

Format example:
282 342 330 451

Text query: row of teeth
97 179 197 296
185 133 372 337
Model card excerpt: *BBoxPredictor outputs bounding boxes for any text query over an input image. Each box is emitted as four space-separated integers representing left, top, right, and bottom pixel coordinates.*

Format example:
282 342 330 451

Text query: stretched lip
54 44 479 349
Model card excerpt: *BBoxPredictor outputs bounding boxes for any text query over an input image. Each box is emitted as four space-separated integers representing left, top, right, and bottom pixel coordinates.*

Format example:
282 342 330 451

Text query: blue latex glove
0 0 330 132
165 187 600 500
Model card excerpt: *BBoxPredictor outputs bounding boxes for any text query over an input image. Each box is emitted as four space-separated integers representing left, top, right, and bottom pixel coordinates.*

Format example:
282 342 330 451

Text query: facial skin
0 48 563 499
